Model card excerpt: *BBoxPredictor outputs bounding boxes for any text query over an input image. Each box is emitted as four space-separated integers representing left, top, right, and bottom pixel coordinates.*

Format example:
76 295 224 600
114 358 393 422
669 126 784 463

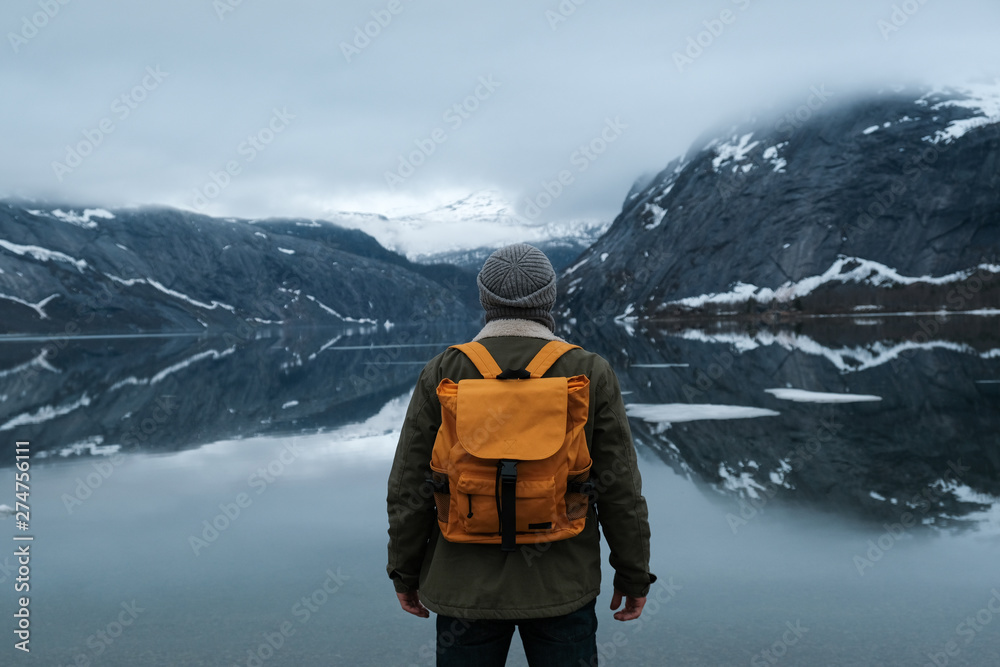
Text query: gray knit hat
477 243 557 331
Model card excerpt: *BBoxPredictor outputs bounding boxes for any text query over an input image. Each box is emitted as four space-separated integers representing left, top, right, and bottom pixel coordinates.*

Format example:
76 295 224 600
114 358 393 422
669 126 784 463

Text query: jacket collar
472 318 565 342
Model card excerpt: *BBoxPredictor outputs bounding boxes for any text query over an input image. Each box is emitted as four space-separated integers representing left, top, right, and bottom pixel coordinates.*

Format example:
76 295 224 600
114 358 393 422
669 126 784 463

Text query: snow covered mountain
0 202 477 335
560 81 1000 323
321 190 609 270
585 319 1000 532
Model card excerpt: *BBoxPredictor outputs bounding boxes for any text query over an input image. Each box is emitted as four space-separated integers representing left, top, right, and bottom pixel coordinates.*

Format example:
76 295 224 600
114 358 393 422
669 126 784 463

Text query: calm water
1 318 999 666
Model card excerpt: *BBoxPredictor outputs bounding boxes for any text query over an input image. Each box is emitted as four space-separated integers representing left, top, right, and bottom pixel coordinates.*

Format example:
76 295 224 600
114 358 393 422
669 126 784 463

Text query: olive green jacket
386 319 656 620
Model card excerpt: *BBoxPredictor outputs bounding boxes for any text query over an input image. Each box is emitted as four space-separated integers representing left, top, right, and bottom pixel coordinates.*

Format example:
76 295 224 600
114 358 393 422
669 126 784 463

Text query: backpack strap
450 342 503 379
451 340 580 379
525 341 581 378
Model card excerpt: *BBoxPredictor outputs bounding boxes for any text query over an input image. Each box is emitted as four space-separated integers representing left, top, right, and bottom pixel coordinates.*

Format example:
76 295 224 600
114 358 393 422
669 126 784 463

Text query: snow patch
626 403 780 423
0 292 58 319
669 257 1000 310
305 294 378 324
762 142 788 172
919 79 1000 144
643 203 667 230
0 394 91 431
765 388 882 403
54 436 121 458
712 133 760 173
50 208 115 228
108 275 236 312
278 247 295 255
0 239 88 271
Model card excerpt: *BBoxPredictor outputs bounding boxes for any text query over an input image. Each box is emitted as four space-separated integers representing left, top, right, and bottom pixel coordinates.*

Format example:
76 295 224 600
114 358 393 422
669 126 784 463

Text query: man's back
386 244 656 665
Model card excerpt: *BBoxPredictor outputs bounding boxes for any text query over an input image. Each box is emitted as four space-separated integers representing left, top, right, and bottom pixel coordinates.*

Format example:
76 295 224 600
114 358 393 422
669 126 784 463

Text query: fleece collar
472 318 565 342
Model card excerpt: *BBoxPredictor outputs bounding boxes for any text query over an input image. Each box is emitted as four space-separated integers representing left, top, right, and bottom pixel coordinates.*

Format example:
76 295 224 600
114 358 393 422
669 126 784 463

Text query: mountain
321 190 609 271
559 82 1000 323
0 203 477 335
0 325 476 466
584 318 1000 532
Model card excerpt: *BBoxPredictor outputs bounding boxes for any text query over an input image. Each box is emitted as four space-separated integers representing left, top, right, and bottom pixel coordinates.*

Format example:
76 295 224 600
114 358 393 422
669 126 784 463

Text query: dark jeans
435 598 598 667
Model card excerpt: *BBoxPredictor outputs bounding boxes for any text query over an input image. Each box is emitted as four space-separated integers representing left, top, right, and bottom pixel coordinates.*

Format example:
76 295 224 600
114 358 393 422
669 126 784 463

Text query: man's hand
397 591 430 618
610 590 646 621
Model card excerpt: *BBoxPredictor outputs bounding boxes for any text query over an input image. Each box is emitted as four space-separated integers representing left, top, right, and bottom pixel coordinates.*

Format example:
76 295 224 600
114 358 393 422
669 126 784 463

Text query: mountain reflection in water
1 319 998 665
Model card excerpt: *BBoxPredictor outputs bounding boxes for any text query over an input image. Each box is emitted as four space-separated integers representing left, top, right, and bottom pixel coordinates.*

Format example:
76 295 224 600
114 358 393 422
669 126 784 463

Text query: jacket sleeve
386 362 441 593
590 363 657 598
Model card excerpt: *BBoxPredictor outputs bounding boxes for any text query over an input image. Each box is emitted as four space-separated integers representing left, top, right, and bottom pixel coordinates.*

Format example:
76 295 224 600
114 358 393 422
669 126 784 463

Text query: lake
1 316 998 666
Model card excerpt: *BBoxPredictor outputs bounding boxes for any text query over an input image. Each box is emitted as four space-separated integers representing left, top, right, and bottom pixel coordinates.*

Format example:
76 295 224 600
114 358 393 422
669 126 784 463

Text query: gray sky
3 0 998 224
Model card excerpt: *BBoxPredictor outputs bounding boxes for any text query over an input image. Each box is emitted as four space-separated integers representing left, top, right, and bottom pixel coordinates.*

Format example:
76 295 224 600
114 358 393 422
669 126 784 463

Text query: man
387 243 656 666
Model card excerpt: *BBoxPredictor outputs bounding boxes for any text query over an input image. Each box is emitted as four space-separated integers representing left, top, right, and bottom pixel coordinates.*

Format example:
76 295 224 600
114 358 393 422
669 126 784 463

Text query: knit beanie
477 243 557 331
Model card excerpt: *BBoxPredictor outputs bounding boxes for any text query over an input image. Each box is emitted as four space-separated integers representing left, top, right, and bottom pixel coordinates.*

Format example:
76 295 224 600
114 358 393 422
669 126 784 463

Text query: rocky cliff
0 203 477 335
559 83 1000 322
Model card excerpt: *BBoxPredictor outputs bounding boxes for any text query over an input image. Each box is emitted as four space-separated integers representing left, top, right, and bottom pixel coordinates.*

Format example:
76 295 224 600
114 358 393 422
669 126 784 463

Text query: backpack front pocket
456 472 559 535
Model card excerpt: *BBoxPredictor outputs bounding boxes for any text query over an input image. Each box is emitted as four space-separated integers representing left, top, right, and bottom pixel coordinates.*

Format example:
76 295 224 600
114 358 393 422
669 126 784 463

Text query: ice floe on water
764 388 882 403
626 403 780 424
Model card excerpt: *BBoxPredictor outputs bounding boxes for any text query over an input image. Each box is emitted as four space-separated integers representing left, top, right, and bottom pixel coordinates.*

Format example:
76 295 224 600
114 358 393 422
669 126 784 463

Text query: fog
3 0 999 223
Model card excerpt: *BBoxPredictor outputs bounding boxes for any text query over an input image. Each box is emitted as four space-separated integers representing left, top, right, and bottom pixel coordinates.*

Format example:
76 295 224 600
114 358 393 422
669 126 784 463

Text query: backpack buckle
497 459 518 481
497 368 530 380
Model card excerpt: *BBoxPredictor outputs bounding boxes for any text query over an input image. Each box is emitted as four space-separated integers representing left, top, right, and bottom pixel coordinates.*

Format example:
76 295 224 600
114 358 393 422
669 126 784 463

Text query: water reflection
1 319 999 664
3 318 999 529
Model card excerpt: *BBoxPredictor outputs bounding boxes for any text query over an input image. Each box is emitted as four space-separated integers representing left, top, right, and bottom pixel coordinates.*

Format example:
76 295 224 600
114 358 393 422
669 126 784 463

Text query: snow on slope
670 256 1000 310
919 78 1000 144
320 189 608 260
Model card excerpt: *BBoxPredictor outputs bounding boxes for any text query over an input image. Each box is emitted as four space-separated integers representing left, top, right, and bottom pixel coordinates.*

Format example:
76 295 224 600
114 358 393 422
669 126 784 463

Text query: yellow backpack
428 340 594 551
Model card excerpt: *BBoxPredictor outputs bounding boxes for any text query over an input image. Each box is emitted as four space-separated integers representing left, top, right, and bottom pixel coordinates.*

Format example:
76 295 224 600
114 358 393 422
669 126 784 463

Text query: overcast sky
3 0 998 225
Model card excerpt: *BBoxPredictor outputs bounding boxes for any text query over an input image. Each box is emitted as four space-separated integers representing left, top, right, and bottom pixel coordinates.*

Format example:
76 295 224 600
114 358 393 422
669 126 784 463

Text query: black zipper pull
467 494 474 518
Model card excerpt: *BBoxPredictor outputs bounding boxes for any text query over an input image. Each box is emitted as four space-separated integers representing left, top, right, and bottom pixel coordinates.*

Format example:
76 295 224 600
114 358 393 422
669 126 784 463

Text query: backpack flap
455 377 568 460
